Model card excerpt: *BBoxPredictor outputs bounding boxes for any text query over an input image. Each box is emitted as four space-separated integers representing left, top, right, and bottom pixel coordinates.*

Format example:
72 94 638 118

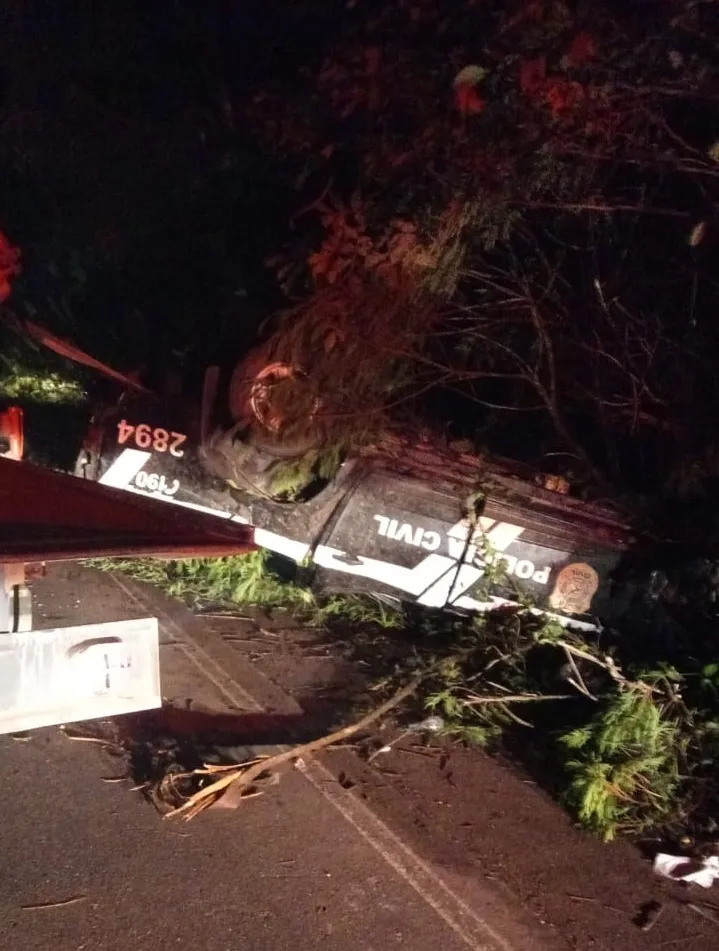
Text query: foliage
411 609 719 843
560 683 683 841
92 531 719 844
0 362 85 405
4 2 719 502
340 537 719 842
89 550 403 630
318 594 406 630
418 607 568 742
243 0 719 497
268 444 345 499
89 551 315 611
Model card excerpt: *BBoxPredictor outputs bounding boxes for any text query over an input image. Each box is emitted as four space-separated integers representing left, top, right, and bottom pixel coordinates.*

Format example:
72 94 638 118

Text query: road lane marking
112 572 537 951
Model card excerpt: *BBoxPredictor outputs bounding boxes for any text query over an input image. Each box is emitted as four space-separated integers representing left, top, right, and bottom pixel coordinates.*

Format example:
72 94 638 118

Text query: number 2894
116 419 187 457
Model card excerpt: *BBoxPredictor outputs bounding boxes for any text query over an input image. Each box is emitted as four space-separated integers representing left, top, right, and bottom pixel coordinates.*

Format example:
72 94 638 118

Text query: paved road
0 565 555 951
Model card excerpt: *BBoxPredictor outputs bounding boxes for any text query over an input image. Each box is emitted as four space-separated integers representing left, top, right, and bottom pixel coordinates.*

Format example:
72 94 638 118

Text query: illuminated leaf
453 65 487 87
688 221 707 247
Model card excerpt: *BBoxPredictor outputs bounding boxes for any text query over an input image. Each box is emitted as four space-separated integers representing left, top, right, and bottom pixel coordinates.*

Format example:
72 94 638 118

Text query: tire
228 353 323 459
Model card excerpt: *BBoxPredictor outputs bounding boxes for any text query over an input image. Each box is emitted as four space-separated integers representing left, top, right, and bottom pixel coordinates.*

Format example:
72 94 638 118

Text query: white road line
110 573 261 712
110 572 523 951
300 756 516 951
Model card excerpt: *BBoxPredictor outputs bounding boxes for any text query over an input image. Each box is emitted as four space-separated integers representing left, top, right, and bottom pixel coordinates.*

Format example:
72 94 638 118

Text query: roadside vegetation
99 549 719 844
0 363 84 405
92 551 404 628
0 337 89 468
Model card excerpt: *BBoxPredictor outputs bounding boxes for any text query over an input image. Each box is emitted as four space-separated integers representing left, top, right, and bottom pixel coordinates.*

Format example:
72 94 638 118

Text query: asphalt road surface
0 565 555 951
3 729 484 951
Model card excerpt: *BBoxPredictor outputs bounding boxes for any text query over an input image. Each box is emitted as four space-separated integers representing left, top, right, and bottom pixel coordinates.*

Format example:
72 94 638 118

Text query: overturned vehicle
69 347 644 632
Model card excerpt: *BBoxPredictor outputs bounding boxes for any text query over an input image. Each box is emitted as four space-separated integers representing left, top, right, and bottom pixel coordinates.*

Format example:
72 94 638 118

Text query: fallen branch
166 673 426 820
562 645 598 701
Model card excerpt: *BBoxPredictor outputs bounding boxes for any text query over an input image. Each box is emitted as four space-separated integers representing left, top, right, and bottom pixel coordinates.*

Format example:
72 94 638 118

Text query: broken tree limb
164 636 619 822
166 673 426 820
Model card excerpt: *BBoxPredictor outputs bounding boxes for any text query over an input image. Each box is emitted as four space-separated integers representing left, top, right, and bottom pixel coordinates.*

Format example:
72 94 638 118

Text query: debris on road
367 714 444 763
367 743 393 763
22 896 87 911
407 716 444 733
634 900 664 932
165 674 425 819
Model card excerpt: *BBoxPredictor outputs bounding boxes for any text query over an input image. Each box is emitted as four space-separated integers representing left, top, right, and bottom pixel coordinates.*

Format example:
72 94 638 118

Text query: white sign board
0 617 161 735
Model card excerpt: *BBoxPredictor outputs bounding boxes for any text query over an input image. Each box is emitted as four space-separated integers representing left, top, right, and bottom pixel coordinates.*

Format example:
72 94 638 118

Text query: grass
88 551 315 611
88 549 404 629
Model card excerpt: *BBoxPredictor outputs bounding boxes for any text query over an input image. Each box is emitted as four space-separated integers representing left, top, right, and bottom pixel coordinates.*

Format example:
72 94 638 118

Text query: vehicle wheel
228 354 323 459
202 425 313 499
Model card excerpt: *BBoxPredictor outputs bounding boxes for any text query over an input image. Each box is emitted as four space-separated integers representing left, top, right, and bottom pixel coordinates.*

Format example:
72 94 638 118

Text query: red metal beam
0 457 256 563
